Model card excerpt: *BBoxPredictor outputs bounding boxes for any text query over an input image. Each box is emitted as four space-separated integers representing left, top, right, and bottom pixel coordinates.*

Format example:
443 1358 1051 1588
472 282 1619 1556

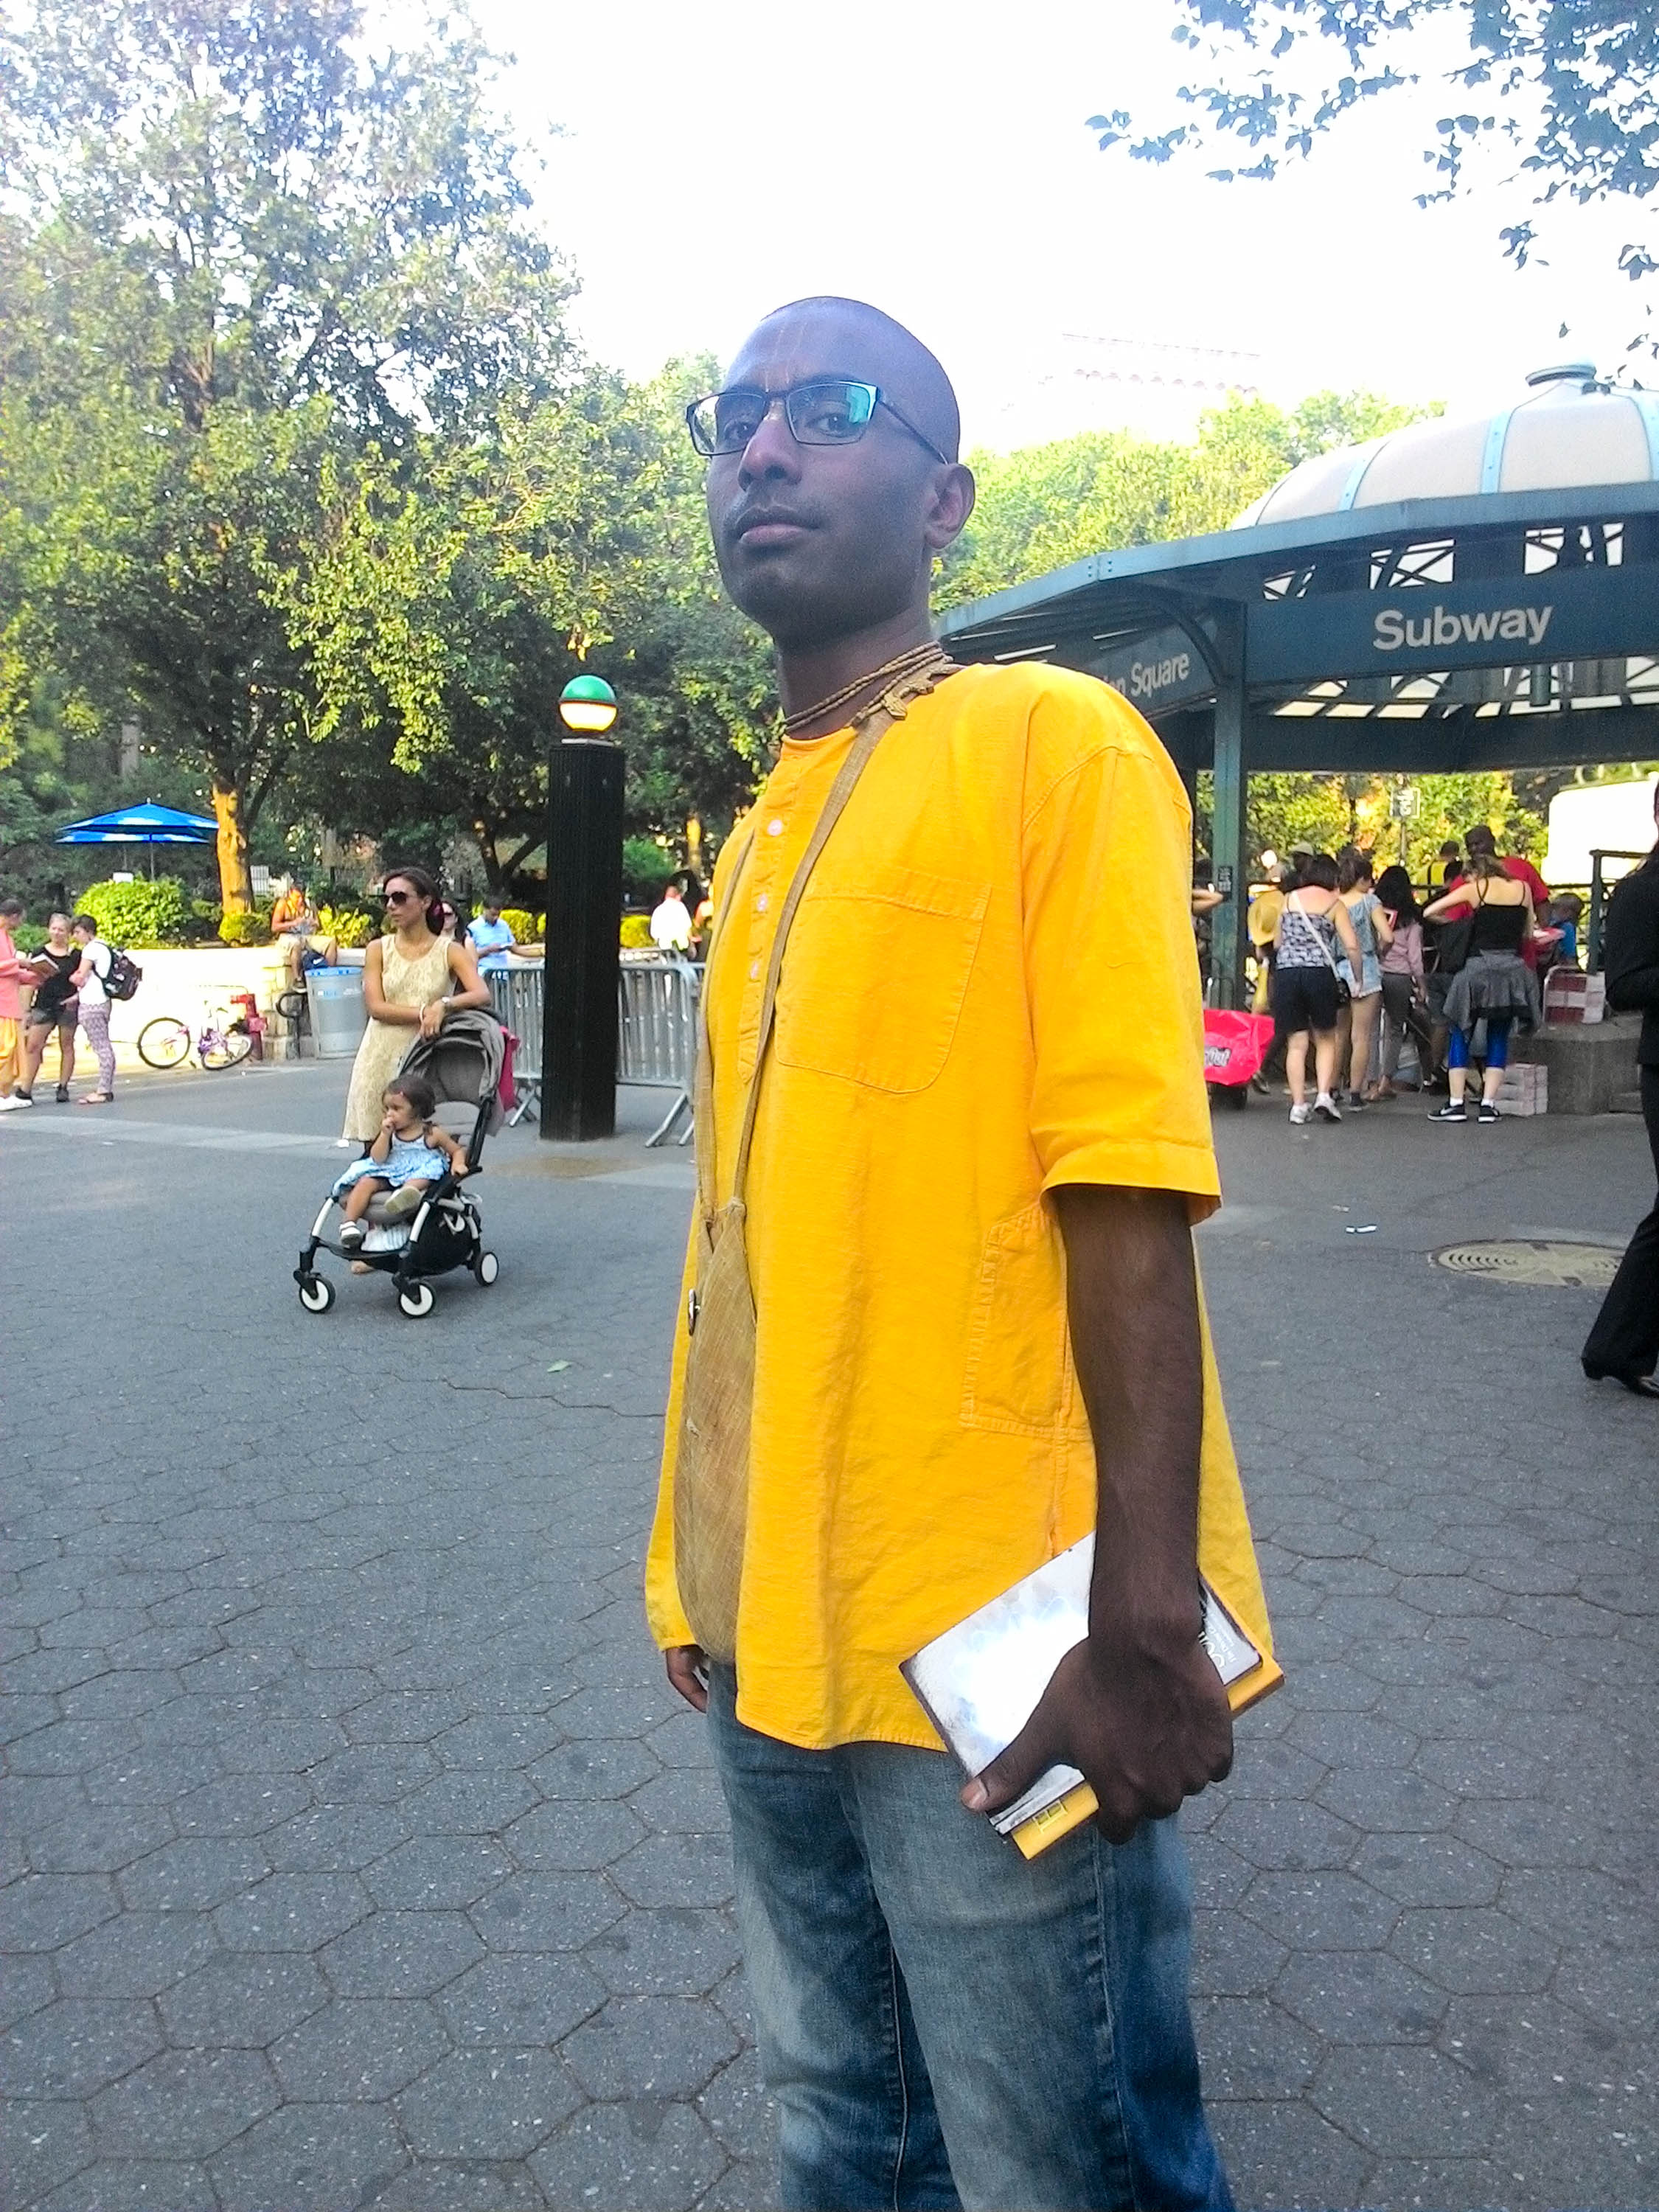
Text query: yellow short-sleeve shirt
645 661 1272 1750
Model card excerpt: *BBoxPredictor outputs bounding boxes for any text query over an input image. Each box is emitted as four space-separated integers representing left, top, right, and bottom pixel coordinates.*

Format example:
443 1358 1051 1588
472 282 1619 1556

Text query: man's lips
728 508 814 549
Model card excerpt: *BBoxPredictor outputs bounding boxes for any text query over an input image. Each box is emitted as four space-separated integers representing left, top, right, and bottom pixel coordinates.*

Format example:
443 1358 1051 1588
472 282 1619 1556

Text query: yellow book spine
1009 1655 1285 1860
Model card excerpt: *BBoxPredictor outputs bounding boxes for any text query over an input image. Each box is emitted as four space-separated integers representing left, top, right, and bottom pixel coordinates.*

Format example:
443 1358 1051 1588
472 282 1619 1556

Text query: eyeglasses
685 380 951 465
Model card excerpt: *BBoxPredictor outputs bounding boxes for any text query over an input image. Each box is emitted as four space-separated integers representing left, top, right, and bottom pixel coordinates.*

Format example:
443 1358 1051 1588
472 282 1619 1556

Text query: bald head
744 297 961 463
705 297 975 656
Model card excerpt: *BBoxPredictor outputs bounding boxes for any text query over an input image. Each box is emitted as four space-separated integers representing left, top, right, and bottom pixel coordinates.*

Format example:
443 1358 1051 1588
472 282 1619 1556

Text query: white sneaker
0 1093 29 1111
1314 1093 1342 1122
1289 1102 1313 1124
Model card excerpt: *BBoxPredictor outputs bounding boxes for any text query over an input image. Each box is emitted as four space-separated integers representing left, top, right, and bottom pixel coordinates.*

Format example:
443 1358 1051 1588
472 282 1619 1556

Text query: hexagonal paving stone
611 1832 735 1911
55 1910 223 2000
1214 1798 1359 1874
1390 1906 1559 1995
395 2045 583 2158
1310 2042 1498 2157
1189 1907 1290 1999
26 1806 177 1875
1241 1870 1402 1952
344 1690 471 1743
0 2000 164 2098
1207 2096 1370 2212
4 1872 120 1951
502 1798 647 1873
8 1719 142 1775
211 1871 372 1951
207 2101 409 2211
364 1835 513 1909
310 1745 440 1802
528 1736 661 1803
1275 1947 1447 2044
0 1952 59 2033
271 1997 451 2099
561 1994 740 2101
118 1837 273 1913
89 2045 280 2157
264 1804 412 1871
468 1871 627 1952
159 1952 330 2048
699 2045 777 2163
3 2098 96 2208
35 2157 218 2211
321 1908 485 1997
1315 1767 1458 1833
397 1770 539 1835
585 1905 746 1999
171 1775 311 1837
531 2097 726 2212
435 1951 608 2046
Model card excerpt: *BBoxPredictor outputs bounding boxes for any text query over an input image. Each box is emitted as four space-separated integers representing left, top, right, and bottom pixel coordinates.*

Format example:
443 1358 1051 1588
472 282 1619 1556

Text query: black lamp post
541 678 623 1141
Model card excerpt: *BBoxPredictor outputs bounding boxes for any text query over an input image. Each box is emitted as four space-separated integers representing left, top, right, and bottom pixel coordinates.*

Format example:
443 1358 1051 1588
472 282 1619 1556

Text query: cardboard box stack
1498 1062 1549 1116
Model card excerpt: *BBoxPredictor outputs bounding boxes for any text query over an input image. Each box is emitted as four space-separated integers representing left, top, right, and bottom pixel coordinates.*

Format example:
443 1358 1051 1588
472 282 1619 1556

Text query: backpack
101 946 143 1001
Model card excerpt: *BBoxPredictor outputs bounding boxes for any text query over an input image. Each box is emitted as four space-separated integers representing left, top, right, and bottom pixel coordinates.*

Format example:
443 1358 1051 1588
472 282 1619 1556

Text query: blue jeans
707 1668 1234 2212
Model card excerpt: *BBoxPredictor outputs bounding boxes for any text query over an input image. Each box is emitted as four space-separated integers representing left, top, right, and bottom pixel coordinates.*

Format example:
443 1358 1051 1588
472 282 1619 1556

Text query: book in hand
900 1535 1283 1860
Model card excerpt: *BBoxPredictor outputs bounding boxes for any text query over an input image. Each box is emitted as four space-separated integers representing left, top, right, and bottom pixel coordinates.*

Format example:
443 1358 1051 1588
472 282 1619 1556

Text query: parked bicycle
136 1006 256 1072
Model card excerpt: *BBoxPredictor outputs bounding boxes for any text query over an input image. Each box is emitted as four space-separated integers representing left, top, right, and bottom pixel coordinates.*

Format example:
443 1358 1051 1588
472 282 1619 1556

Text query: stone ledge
1512 1012 1641 1115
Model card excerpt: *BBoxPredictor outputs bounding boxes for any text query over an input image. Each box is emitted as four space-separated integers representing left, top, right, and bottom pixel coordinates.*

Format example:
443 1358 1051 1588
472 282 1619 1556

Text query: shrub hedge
77 877 194 945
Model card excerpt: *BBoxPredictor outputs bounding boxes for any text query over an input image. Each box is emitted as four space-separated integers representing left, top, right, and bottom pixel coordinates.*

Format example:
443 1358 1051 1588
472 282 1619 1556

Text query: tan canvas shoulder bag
672 653 956 1662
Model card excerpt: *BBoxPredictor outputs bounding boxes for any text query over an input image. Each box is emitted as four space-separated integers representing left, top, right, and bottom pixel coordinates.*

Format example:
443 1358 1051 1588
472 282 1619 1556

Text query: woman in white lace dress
341 867 492 1143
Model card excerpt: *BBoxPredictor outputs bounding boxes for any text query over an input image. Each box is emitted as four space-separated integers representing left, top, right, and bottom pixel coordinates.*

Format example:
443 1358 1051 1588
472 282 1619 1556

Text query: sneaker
1345 1091 1367 1111
1289 1102 1313 1125
1477 1101 1500 1123
338 1220 366 1250
0 1093 29 1111
1313 1093 1342 1122
1251 1071 1270 1096
1429 1102 1468 1122
382 1183 429 1221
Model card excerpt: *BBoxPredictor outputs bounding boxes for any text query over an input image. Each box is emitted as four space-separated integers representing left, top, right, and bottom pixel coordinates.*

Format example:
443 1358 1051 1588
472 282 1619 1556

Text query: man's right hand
665 1645 709 1713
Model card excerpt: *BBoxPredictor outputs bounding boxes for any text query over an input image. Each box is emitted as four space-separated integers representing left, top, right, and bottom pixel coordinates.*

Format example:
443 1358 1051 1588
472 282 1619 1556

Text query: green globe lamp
558 675 619 735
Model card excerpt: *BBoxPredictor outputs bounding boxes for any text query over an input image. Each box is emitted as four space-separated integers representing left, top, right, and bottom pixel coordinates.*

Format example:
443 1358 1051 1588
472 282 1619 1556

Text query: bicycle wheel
199 1023 255 1071
137 1017 192 1071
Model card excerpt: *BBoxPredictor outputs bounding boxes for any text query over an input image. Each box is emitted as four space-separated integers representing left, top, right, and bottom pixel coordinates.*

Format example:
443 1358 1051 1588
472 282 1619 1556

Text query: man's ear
923 462 976 554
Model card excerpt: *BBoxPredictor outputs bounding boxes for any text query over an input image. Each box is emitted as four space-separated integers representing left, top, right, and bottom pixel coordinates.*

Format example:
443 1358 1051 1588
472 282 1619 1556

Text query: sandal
76 1093 114 1107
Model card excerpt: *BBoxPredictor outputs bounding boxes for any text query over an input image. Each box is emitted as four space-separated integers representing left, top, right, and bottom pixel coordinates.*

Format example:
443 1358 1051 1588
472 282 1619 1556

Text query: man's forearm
1051 1183 1204 1652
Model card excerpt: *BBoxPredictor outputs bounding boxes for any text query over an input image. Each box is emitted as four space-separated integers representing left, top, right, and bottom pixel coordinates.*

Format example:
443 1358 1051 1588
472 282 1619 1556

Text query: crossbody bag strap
694 652 958 1225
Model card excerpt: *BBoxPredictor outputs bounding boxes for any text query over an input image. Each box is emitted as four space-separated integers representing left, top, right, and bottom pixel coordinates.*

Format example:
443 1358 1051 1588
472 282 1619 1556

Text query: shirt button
756 893 769 912
767 818 784 836
748 961 760 980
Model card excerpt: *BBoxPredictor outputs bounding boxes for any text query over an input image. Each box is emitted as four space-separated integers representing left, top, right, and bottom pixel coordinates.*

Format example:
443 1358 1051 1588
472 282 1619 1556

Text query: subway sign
1247 563 1659 686
1093 625 1215 714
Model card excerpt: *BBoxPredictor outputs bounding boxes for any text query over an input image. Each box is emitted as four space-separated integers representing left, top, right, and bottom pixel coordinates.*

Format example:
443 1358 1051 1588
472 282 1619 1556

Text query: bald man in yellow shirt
648 298 1270 2212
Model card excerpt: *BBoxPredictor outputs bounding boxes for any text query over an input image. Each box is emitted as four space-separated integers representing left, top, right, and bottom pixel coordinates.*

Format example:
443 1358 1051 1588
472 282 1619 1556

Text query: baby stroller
294 1009 505 1319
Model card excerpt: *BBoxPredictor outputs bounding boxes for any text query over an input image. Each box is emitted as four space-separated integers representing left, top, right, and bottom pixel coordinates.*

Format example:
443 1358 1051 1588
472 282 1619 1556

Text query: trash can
306 965 368 1059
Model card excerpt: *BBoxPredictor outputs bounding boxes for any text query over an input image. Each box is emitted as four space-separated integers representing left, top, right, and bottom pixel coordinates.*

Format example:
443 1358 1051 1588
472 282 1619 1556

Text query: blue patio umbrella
54 801 218 880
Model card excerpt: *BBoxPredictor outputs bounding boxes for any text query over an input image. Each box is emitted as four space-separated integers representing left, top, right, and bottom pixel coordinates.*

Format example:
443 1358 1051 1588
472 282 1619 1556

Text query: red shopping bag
1203 1009 1274 1089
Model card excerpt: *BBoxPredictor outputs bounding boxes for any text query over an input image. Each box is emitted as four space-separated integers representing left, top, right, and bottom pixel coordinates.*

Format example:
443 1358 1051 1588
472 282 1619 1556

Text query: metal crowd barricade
487 967 545 1126
617 954 700 1146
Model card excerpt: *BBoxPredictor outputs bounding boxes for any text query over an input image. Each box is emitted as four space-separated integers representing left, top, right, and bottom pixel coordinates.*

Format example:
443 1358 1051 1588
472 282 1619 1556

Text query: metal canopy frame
939 480 1659 1004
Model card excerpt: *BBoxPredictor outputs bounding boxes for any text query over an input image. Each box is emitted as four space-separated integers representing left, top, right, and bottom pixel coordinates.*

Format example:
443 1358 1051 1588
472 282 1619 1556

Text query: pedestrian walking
1372 866 1427 1097
1582 784 1659 1399
650 296 1272 2212
649 882 695 953
1271 853 1364 1124
1333 849 1391 1109
69 914 116 1105
341 868 492 1144
0 897 25 1107
12 912 79 1105
1422 856 1540 1123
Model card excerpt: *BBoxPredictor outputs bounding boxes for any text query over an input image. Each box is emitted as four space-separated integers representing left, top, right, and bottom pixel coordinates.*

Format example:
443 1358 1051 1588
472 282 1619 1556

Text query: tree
1090 3 1659 361
939 389 1429 608
0 0 571 908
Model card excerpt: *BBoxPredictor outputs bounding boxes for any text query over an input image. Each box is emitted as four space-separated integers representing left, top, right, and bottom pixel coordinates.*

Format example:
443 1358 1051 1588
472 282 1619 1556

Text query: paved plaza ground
1 1061 1655 2212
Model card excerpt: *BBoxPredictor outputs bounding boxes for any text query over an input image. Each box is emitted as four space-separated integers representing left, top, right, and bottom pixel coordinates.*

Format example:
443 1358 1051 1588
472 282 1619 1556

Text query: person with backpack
69 914 119 1105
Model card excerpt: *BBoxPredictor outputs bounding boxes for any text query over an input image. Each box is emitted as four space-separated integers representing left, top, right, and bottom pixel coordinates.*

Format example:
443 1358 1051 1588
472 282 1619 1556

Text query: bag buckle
686 1287 700 1336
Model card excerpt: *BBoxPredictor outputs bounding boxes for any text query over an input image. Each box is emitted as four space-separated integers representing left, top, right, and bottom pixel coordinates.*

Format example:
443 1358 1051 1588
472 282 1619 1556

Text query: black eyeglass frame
685 380 953 467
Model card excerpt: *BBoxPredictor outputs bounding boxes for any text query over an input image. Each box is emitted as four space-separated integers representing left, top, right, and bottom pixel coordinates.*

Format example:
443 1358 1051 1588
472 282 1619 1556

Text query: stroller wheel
474 1251 499 1287
397 1281 437 1319
297 1273 335 1315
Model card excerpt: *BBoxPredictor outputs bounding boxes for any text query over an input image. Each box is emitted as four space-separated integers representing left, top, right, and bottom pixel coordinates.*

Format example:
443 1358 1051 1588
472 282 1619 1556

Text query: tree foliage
1091 2 1659 358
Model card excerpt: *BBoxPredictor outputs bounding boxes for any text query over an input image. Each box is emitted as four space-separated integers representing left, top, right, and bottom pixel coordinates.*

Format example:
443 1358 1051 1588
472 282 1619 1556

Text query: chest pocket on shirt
774 865 989 1094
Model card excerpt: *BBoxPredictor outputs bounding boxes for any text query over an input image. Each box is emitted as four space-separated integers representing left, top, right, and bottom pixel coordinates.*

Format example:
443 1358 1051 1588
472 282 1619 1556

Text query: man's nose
737 398 801 487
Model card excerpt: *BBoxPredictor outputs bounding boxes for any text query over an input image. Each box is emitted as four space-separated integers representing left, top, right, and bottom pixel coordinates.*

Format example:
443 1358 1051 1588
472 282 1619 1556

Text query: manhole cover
1430 1239 1620 1289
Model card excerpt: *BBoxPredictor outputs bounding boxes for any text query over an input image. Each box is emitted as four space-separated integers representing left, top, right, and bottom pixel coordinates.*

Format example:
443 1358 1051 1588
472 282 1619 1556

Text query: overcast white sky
466 0 1652 452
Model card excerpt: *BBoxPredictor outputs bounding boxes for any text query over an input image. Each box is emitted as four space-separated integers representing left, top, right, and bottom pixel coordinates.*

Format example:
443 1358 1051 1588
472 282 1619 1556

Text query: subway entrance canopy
938 364 1659 1005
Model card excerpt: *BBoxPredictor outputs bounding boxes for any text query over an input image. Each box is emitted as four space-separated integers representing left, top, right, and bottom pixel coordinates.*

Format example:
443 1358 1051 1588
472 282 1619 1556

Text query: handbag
672 651 959 1663
1289 891 1350 1006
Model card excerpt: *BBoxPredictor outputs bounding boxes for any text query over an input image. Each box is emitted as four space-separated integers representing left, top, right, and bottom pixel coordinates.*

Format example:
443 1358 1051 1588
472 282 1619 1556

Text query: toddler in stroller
295 1008 504 1318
